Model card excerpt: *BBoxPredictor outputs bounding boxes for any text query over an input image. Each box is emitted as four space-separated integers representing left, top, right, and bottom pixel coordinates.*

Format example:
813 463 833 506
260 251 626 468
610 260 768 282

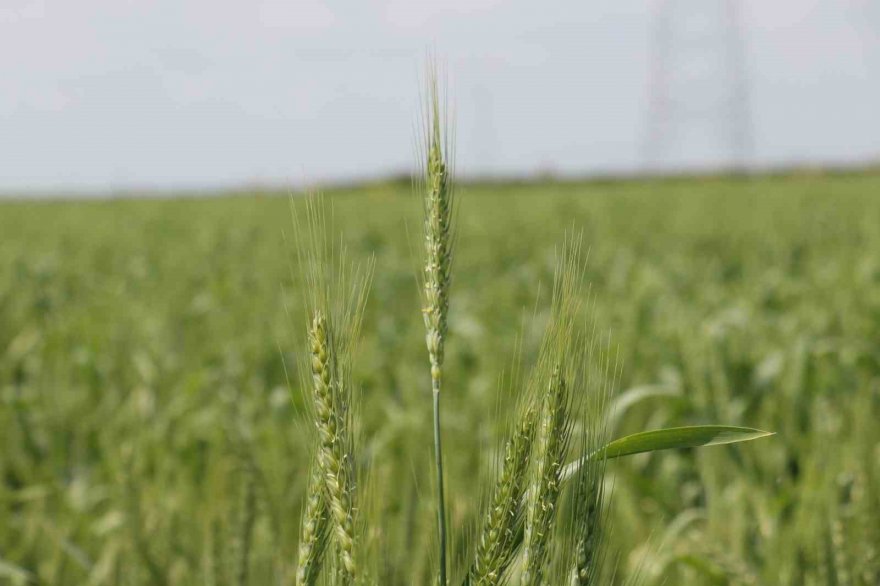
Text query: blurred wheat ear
569 356 614 586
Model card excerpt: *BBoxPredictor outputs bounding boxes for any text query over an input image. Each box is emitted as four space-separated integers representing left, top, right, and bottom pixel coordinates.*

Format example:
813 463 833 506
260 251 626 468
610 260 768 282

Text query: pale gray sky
1 0 878 192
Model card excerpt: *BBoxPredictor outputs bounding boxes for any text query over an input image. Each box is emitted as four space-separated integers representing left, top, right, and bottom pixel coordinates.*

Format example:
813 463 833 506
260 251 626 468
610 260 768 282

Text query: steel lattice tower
643 0 753 173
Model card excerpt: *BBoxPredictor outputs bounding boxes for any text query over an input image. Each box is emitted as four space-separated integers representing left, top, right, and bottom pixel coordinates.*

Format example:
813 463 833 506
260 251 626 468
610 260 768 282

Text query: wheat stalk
420 63 455 586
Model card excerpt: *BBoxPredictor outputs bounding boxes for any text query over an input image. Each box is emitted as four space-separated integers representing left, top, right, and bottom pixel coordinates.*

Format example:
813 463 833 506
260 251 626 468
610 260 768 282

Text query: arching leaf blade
558 425 773 487
599 425 774 460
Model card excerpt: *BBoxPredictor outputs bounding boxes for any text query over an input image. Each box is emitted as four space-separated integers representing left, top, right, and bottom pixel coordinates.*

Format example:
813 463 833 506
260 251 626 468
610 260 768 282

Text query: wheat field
1 171 879 584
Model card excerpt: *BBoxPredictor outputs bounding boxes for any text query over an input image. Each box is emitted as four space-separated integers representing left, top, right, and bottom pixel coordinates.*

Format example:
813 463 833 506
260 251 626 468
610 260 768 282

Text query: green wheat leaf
600 425 775 459
560 426 773 484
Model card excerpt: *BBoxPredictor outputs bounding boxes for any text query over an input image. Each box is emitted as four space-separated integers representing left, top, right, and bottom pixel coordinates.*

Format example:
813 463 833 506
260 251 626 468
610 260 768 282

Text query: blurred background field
3 1 879 583
2 171 879 584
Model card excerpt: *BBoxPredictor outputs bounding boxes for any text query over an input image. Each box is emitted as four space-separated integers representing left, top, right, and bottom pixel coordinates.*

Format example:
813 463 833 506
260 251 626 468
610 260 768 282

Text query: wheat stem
433 378 448 586
421 67 454 586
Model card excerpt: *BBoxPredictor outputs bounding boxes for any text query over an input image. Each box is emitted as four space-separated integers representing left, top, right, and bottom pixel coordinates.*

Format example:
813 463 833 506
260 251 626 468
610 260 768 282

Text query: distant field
2 173 879 584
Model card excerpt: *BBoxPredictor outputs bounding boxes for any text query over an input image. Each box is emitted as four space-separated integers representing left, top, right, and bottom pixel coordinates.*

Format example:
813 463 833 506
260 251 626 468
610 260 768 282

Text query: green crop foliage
1 170 878 584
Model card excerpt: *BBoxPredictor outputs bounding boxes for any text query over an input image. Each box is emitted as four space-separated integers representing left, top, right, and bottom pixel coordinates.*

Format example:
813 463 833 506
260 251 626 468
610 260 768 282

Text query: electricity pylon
643 0 753 173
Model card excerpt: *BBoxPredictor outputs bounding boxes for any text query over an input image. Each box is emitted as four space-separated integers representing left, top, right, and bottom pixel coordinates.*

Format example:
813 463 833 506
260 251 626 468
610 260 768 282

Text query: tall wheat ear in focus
417 61 456 586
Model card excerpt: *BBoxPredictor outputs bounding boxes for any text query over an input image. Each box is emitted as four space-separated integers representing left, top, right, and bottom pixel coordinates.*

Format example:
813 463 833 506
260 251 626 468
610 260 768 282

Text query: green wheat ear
290 194 373 586
421 64 454 387
522 363 574 586
309 310 357 581
468 237 587 586
521 239 585 586
570 336 617 586
470 397 539 585
419 60 456 586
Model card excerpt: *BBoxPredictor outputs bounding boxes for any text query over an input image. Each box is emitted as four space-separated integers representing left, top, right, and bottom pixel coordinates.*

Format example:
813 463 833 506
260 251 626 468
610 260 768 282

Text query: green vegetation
1 170 879 584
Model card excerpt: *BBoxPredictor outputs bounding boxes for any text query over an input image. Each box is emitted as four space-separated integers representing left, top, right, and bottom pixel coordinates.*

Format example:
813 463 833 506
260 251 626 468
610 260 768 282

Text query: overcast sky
1 0 878 193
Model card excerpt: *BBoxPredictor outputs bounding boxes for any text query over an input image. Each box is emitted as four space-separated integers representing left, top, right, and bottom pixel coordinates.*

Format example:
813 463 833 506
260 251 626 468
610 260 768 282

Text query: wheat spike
422 77 454 388
419 63 455 586
570 337 615 586
521 364 573 586
470 401 539 585
309 311 358 583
